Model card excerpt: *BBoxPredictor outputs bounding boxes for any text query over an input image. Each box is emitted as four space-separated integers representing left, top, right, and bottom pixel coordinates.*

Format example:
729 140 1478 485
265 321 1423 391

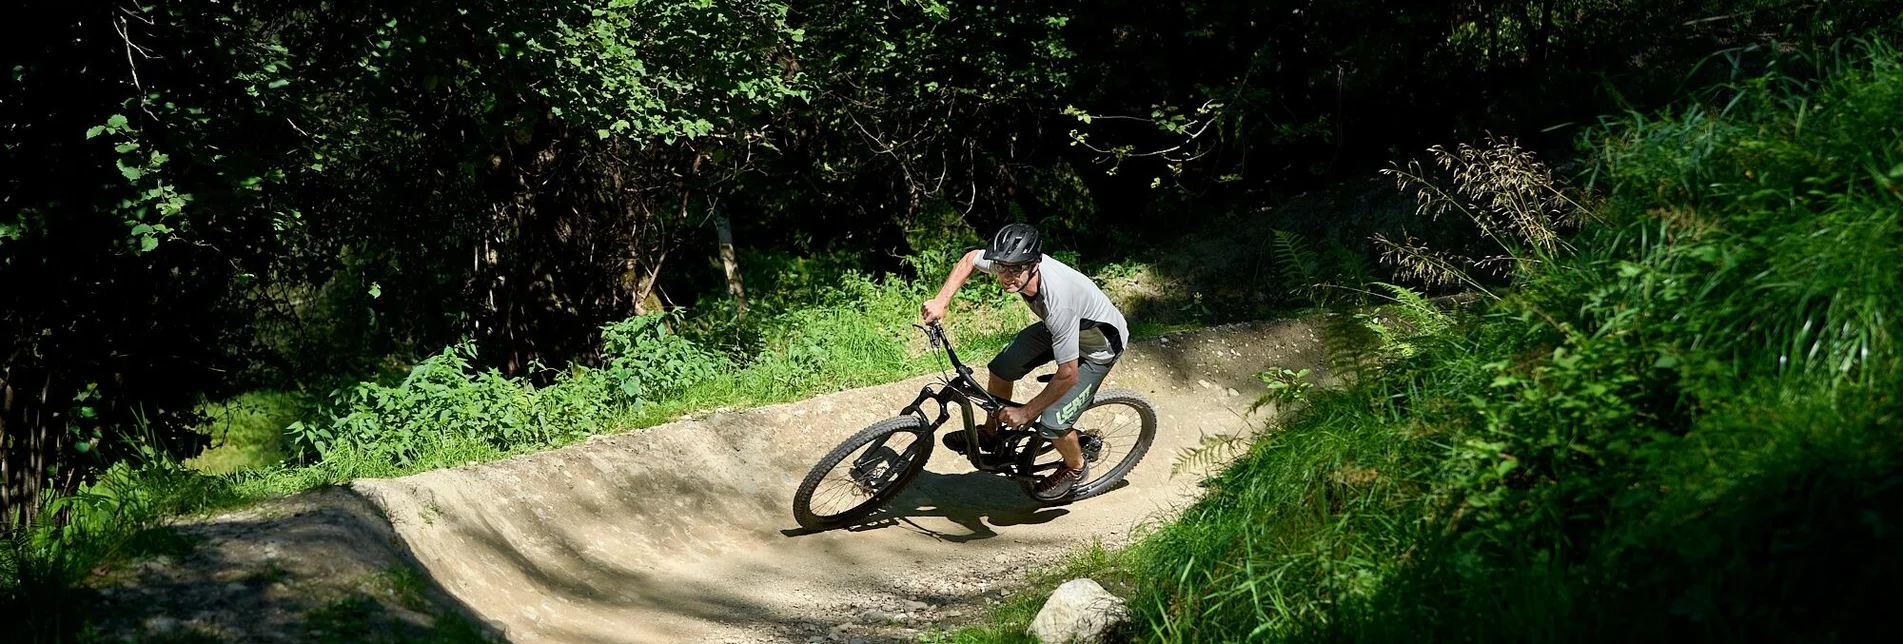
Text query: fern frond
1171 432 1250 477
1323 239 1375 294
1272 229 1321 293
1371 281 1454 338
1321 309 1382 384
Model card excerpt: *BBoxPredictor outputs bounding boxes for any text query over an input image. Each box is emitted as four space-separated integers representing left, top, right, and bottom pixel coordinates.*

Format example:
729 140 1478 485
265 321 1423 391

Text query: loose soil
90 320 1324 643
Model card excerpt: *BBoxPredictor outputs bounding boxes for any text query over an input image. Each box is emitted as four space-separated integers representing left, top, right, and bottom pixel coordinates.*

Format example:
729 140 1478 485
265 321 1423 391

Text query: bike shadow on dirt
779 468 1132 540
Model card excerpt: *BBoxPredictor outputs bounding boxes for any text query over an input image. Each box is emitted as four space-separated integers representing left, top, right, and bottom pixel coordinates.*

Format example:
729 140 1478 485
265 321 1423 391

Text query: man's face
994 261 1034 293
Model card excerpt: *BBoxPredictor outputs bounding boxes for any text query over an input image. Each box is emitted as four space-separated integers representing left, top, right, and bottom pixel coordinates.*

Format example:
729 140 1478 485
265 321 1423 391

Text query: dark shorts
987 324 1118 439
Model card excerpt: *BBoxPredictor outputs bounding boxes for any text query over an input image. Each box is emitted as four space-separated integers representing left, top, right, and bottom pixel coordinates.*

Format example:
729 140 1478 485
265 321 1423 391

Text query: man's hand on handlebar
998 405 1034 429
919 297 950 324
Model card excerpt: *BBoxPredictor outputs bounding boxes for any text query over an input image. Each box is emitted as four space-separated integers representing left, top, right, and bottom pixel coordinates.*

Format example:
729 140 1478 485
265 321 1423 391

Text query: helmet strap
1022 264 1043 298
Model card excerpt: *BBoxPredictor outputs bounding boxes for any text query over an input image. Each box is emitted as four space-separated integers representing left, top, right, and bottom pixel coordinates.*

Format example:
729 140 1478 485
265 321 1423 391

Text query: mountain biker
919 223 1130 500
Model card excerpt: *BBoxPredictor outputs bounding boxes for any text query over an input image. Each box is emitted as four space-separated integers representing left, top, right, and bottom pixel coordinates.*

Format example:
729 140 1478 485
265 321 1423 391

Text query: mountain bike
791 322 1157 531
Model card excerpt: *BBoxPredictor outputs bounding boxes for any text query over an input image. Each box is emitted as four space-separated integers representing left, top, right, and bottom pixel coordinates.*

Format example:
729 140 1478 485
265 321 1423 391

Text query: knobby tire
792 415 934 530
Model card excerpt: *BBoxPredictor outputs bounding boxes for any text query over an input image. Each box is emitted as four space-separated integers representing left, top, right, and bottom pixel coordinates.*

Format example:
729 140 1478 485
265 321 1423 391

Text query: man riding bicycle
919 223 1130 500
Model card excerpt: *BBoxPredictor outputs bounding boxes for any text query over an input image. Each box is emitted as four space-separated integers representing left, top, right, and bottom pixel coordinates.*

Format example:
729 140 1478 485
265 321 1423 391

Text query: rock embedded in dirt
144 615 182 635
857 608 905 623
1028 578 1129 644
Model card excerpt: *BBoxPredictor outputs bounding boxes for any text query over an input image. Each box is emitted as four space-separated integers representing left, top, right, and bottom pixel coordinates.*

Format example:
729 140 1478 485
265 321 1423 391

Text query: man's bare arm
1020 359 1080 418
921 249 983 323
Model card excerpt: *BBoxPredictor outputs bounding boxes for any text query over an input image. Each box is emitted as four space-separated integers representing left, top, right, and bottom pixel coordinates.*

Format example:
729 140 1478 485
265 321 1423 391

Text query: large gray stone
1028 578 1129 644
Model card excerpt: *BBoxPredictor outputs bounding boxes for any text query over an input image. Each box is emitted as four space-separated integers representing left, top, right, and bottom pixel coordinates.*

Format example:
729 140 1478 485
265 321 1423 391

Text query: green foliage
292 343 577 466
1102 40 1903 642
1249 368 1315 416
1270 230 1376 308
186 390 312 473
600 314 725 405
537 0 802 140
289 313 723 467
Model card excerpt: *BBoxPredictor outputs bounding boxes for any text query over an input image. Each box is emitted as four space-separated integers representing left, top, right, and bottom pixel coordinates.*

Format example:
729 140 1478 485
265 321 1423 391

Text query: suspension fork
898 385 996 471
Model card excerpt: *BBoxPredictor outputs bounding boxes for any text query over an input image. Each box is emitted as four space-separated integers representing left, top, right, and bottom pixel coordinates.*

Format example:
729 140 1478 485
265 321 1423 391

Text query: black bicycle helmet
983 223 1042 264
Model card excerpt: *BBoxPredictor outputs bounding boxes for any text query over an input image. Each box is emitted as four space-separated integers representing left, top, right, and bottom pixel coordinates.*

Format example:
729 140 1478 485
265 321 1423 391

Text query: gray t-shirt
973 253 1130 365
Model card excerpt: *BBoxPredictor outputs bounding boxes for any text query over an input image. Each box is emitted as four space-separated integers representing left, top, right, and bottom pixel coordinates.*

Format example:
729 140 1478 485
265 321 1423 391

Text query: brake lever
912 323 942 349
921 322 950 349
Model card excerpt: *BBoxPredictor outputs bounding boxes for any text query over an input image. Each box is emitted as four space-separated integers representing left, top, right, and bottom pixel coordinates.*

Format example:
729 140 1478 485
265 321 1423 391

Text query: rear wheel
1016 389 1157 502
792 415 934 530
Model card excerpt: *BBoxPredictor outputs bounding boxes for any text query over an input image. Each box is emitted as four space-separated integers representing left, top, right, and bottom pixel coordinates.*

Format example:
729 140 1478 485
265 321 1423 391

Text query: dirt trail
347 320 1323 643
90 320 1323 643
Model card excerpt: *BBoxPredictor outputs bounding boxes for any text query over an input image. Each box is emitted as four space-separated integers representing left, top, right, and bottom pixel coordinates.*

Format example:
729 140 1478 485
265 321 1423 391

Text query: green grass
184 390 311 474
947 38 1903 644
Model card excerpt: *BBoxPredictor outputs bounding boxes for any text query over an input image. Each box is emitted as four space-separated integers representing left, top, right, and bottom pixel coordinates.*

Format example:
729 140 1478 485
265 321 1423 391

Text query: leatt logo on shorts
1059 385 1096 425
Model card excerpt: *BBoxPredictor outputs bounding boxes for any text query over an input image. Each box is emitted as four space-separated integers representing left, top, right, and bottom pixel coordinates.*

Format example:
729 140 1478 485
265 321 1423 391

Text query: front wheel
1016 389 1157 503
792 415 934 530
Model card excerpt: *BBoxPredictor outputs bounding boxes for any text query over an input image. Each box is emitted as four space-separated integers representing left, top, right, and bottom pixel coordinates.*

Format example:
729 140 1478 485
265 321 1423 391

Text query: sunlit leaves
539 0 800 144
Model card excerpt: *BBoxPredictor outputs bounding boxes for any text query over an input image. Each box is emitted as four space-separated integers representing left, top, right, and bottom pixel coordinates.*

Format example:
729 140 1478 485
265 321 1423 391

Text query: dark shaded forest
2 0 1895 534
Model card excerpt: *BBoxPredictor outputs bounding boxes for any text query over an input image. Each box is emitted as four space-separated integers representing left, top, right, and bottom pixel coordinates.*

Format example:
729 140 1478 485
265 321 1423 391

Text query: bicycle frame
896 323 1038 477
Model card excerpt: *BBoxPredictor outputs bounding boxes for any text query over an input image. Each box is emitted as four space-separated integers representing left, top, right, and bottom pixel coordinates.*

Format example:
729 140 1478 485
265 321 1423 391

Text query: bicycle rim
795 417 932 526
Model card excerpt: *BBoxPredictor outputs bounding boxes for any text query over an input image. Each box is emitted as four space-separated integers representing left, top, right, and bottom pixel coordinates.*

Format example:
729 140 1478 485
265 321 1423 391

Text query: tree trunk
1 364 57 528
714 213 747 319
629 247 668 317
0 365 14 525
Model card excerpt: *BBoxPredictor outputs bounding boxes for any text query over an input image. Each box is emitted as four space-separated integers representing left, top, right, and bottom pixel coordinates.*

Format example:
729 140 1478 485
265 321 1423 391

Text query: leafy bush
282 267 1024 472
290 313 724 467
600 314 726 405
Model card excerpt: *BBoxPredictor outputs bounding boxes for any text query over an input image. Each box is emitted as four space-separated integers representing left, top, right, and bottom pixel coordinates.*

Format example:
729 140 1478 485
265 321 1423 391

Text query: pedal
1080 434 1103 462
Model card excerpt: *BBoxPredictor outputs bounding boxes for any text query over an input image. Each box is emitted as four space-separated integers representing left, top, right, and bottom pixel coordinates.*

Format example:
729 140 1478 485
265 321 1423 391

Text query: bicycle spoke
810 477 869 515
1071 402 1144 486
805 432 922 519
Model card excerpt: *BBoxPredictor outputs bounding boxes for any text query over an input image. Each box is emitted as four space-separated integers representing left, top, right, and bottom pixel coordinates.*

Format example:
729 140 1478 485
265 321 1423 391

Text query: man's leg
1050 430 1084 469
1032 359 1115 498
981 324 1053 438
947 324 1051 454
